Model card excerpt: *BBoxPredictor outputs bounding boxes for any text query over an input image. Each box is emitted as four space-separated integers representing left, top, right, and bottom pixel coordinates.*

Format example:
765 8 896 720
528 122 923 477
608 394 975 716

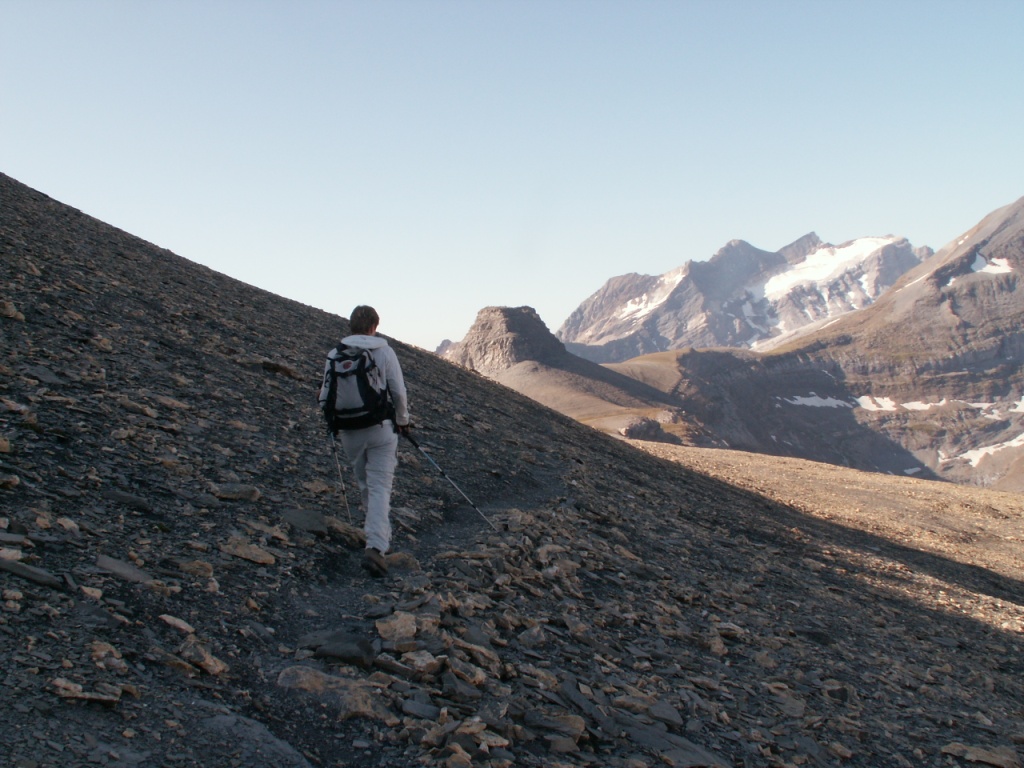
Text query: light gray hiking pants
338 421 397 553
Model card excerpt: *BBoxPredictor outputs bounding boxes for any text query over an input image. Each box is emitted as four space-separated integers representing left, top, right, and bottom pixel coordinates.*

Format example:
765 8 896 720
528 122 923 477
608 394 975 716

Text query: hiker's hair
349 305 380 335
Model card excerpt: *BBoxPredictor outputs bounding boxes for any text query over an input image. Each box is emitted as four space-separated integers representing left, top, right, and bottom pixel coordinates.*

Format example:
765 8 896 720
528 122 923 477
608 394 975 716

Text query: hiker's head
349 305 380 335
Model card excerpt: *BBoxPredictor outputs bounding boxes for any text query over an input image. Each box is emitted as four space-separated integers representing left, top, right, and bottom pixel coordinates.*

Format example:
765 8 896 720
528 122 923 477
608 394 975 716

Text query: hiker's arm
317 358 331 407
386 350 410 426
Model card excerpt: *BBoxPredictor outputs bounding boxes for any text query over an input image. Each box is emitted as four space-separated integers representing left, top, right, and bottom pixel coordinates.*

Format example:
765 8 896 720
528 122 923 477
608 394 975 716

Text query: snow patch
740 301 770 335
860 396 1024 415
761 237 896 301
857 396 898 412
958 431 1024 467
975 255 1013 275
902 399 948 411
686 313 709 332
899 398 1023 418
949 254 1015 287
615 268 686 322
903 273 928 289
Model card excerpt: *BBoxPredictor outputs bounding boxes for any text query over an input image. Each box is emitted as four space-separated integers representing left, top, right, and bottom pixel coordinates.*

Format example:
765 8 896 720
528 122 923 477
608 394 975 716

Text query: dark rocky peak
840 195 1024 343
555 269 684 348
777 232 823 264
441 305 566 375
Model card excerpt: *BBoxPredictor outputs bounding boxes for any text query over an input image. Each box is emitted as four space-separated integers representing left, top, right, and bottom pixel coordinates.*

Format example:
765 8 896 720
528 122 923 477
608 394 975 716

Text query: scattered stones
0 558 63 588
178 636 229 676
159 613 196 634
277 666 399 725
2 171 1023 768
1 299 24 319
942 742 1022 768
49 676 126 704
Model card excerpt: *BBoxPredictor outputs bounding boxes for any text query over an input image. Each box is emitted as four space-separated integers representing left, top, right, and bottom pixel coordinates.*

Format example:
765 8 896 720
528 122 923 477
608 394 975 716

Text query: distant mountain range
557 233 932 362
442 200 1024 491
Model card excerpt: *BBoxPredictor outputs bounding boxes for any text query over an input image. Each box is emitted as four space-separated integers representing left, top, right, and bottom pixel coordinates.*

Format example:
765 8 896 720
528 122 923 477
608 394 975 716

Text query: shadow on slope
611 347 943 480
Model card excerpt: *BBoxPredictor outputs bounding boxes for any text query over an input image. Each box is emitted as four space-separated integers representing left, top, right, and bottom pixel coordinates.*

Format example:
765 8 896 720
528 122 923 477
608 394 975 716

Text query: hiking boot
361 547 388 577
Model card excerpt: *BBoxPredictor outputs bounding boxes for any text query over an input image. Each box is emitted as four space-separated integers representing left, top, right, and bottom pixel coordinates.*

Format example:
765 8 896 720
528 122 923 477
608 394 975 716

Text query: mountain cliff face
440 306 566 376
557 234 929 362
615 196 1024 491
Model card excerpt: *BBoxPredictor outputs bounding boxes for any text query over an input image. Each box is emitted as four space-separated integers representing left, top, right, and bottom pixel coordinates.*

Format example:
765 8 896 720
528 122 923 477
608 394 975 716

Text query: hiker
319 305 410 577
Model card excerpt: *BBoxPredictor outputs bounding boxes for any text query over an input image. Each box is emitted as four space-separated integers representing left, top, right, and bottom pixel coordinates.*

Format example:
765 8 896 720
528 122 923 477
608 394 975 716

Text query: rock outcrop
441 306 566 375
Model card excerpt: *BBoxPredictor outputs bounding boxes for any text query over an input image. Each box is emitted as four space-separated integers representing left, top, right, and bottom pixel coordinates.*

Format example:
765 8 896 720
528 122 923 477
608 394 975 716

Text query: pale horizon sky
3 1 1022 351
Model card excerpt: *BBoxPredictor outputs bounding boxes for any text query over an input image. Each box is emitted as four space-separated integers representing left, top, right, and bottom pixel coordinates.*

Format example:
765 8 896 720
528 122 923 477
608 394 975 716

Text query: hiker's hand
396 423 411 437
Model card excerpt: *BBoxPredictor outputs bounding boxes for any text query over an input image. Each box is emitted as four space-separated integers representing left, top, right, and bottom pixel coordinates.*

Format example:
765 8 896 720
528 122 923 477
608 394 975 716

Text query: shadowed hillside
2 173 1023 768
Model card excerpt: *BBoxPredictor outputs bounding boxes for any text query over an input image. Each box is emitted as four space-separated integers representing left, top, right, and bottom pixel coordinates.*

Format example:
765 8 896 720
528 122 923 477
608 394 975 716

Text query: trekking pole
328 431 354 524
403 434 499 531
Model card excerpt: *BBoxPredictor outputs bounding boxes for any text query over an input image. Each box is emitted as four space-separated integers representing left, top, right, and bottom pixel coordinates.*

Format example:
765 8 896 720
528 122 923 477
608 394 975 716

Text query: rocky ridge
2 172 1024 768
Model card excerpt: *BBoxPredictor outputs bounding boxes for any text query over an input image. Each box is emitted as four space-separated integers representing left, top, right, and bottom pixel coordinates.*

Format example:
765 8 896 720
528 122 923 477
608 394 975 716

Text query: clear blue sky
3 1 1022 351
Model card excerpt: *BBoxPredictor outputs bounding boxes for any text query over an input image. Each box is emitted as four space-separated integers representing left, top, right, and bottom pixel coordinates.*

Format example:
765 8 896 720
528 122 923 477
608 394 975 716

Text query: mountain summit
557 234 930 362
443 199 1023 490
441 306 565 375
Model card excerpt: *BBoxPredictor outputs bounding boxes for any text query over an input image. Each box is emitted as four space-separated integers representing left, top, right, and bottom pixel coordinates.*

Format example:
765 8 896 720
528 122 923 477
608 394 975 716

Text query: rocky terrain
2 172 1024 768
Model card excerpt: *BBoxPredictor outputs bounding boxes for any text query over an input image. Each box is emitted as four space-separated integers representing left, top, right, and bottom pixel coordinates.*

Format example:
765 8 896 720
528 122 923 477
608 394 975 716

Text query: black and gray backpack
321 344 393 432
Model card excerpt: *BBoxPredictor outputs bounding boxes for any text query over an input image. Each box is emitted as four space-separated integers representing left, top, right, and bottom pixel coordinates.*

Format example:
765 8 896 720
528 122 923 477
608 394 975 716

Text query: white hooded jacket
319 334 410 427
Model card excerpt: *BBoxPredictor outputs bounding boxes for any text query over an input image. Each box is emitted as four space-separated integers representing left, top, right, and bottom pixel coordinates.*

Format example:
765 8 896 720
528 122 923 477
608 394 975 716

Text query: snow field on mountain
785 393 1024 417
613 267 686 322
783 393 1024 470
760 237 898 301
946 253 1016 288
957 432 1024 467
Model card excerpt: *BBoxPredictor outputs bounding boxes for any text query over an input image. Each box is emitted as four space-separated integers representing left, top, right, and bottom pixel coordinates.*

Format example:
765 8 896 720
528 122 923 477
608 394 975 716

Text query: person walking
319 305 410 577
